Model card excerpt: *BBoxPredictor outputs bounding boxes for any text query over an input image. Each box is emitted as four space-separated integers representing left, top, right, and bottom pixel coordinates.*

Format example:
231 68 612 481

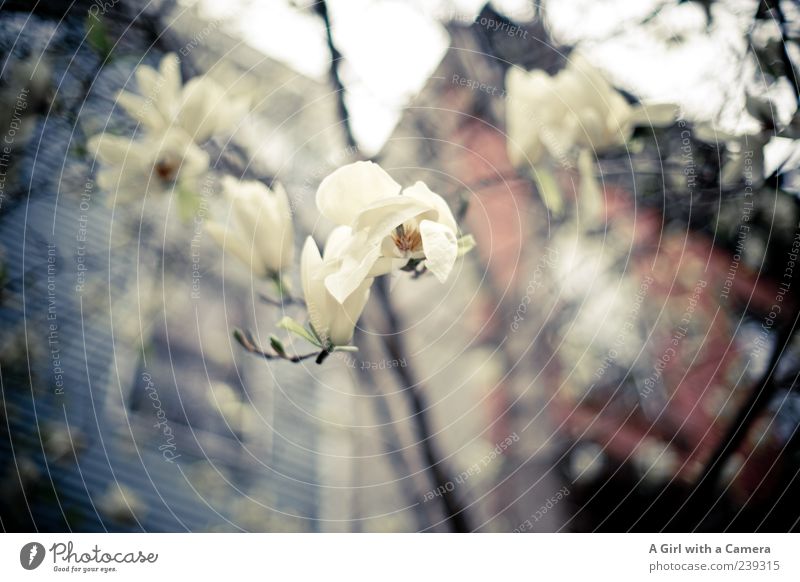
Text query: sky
179 0 795 161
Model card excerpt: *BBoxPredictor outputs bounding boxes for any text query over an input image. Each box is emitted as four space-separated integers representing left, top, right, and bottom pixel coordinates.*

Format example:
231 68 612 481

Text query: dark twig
372 278 472 532
258 293 306 308
234 329 321 363
313 0 358 150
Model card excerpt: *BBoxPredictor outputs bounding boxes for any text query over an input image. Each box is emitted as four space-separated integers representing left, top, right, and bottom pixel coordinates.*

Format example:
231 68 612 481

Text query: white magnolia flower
116 53 248 143
316 161 460 303
88 127 209 202
301 227 373 346
206 177 294 277
506 54 676 167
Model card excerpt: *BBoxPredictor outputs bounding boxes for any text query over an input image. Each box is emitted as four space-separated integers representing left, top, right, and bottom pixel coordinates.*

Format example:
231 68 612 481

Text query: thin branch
234 329 321 363
372 278 472 532
258 293 306 308
313 0 358 150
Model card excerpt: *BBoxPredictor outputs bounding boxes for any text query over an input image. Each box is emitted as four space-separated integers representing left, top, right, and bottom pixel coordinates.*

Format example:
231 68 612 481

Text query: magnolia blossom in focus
116 53 248 143
301 227 373 346
505 54 676 167
316 161 460 303
88 128 209 202
206 177 294 277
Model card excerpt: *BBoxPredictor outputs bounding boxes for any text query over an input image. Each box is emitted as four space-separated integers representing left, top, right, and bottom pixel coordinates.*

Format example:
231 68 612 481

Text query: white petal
352 196 430 242
327 277 372 346
207 221 266 277
134 64 162 103
159 53 182 106
402 181 458 233
368 257 406 276
272 183 295 268
154 129 210 177
316 161 401 225
97 165 140 202
178 77 223 142
628 103 678 128
323 225 355 261
115 91 164 130
180 143 211 179
568 54 615 106
505 67 551 165
224 178 292 273
88 133 135 165
419 219 458 283
324 235 381 304
301 237 329 338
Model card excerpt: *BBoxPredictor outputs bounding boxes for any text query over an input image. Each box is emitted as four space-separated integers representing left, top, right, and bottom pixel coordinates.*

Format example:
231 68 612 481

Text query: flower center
154 154 180 183
392 224 422 253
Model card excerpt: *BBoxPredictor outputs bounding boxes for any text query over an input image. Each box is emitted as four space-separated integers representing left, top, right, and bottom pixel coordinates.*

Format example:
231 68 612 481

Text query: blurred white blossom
88 127 209 203
116 53 248 143
505 54 676 167
301 226 373 347
315 161 460 303
206 177 294 277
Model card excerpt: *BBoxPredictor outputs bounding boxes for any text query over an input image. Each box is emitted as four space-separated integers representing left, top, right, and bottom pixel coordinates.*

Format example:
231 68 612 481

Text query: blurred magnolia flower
89 127 209 203
116 53 248 143
316 161 462 303
505 54 676 167
206 177 294 277
301 226 373 347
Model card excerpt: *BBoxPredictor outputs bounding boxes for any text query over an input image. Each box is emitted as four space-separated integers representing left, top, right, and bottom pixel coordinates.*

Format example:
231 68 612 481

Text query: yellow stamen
392 225 423 252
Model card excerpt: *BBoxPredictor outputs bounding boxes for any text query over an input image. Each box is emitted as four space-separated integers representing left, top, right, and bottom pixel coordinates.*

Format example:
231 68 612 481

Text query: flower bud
207 177 294 277
301 227 372 347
